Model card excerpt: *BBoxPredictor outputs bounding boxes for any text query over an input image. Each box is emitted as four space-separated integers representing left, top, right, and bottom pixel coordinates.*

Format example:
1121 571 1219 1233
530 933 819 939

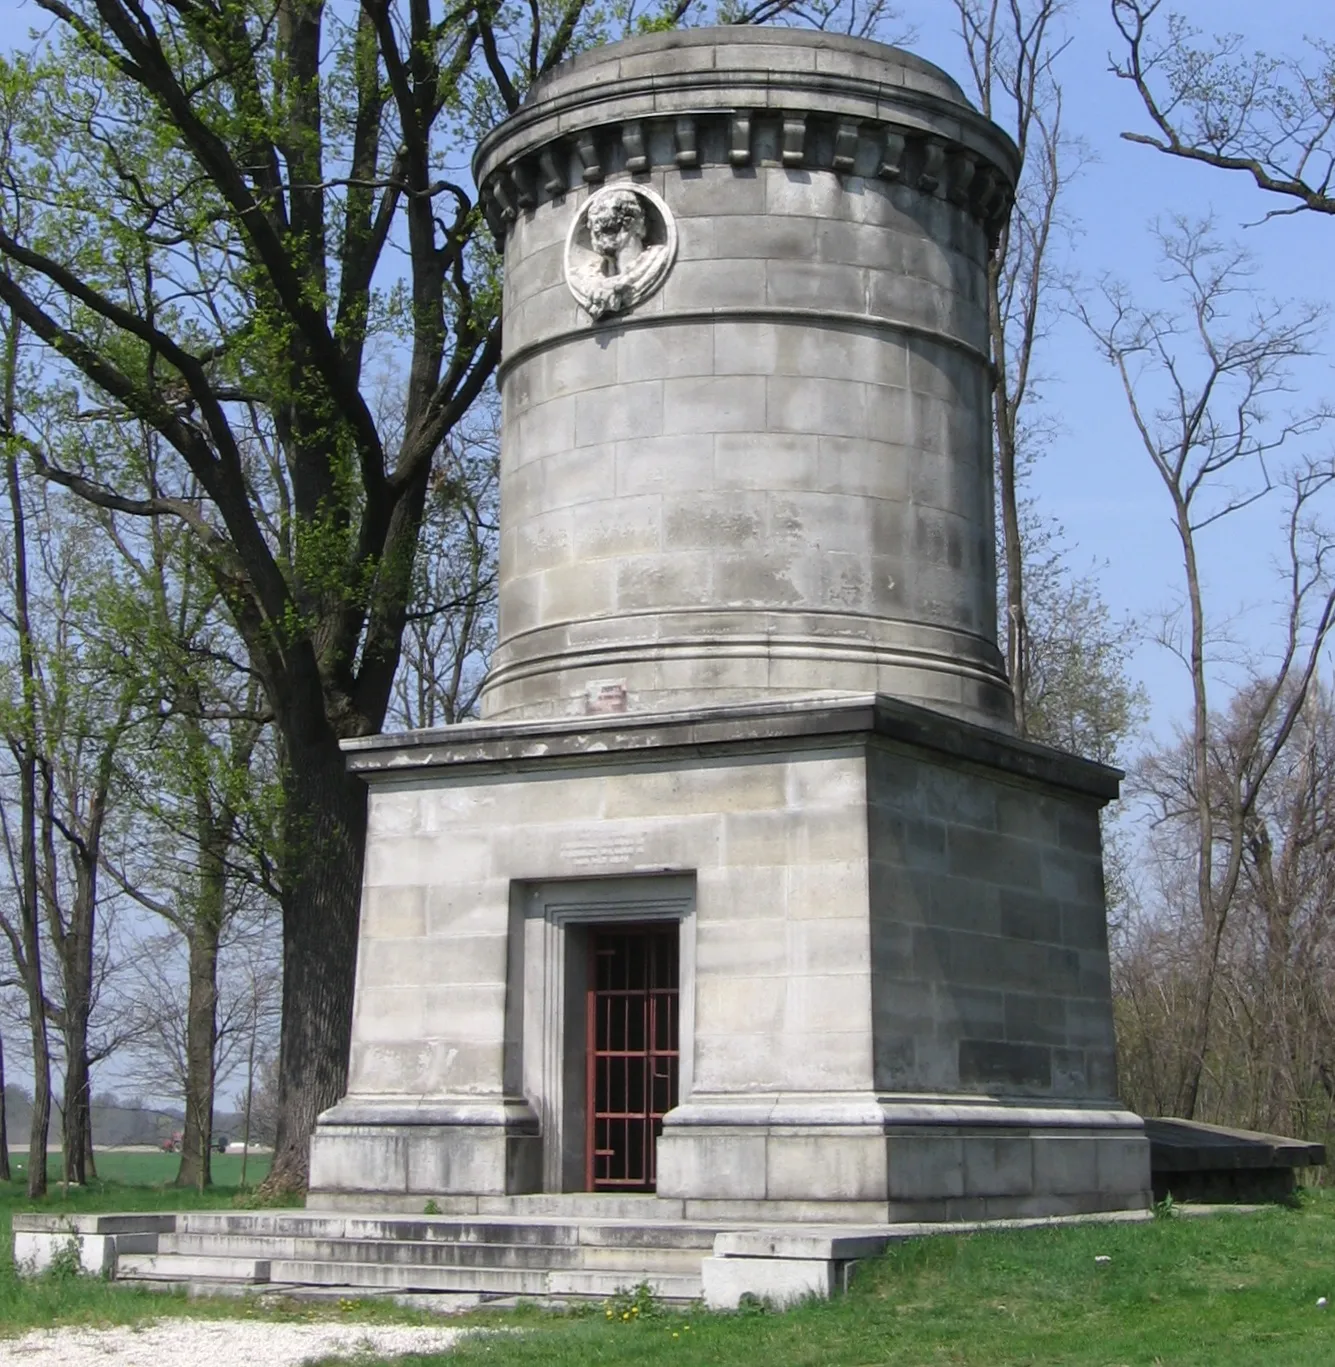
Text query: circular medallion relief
564 184 677 321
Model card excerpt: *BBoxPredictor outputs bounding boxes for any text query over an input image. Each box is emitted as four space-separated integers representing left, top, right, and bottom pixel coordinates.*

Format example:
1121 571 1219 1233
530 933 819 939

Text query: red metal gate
585 923 679 1191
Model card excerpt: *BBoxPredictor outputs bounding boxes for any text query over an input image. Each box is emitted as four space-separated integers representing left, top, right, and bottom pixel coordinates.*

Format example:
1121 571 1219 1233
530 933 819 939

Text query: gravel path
3 1318 471 1365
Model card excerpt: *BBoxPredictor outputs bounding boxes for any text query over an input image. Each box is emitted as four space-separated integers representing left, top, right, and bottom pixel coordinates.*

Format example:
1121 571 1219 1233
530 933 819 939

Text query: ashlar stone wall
345 744 875 1114
866 744 1117 1099
473 30 1019 729
311 700 1145 1215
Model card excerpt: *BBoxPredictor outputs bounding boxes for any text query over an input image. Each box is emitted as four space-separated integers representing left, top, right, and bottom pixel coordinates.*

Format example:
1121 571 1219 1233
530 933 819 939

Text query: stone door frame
513 874 696 1193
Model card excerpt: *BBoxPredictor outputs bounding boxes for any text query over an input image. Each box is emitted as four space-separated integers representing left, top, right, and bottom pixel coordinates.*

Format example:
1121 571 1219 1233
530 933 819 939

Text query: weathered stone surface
473 30 1016 729
701 1253 839 1309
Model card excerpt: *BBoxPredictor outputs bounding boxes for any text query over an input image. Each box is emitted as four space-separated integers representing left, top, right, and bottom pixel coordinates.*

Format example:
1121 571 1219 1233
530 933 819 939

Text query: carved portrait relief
564 184 677 321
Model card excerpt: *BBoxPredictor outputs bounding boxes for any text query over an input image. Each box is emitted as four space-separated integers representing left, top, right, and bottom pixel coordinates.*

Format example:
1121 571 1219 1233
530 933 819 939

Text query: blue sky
908 1 1335 748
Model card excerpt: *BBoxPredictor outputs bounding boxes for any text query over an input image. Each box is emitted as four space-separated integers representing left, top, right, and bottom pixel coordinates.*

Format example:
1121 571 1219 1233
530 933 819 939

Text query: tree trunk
59 874 96 1187
987 248 1027 737
24 1009 51 1198
84 1098 97 1181
176 903 222 1190
262 734 367 1193
61 1042 91 1186
0 1030 10 1182
5 418 51 1200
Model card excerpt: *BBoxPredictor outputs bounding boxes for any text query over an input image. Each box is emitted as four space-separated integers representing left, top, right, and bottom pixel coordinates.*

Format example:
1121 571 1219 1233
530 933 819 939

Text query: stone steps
171 1211 720 1250
108 1210 721 1301
16 1203 1161 1310
118 1253 272 1284
304 1191 688 1220
160 1231 707 1273
267 1259 701 1299
116 1250 703 1300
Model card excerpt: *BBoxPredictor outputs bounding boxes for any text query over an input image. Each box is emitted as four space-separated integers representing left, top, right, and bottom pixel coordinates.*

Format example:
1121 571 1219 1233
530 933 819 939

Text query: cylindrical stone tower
474 29 1019 730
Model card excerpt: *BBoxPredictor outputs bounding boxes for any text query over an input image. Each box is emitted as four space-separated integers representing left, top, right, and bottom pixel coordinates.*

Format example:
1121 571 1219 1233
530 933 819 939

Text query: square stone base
656 1095 1148 1218
311 695 1149 1219
309 1100 541 1198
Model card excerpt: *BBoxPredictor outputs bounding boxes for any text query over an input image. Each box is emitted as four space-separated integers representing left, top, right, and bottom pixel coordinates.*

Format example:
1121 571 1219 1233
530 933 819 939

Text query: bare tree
391 400 500 730
953 0 1073 735
1083 219 1335 1119
0 1027 11 1181
2 375 152 1188
95 448 276 1190
1112 2 1335 221
1119 680 1335 1142
120 906 280 1181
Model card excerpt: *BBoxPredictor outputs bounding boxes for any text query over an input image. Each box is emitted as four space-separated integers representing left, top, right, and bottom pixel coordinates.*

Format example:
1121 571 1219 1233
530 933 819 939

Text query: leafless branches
1112 1 1335 219
1086 219 1335 1119
954 0 1079 737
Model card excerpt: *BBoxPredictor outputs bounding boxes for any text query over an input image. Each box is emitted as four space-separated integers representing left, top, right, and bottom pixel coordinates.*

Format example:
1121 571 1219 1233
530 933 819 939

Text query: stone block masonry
310 696 1150 1220
473 28 1019 730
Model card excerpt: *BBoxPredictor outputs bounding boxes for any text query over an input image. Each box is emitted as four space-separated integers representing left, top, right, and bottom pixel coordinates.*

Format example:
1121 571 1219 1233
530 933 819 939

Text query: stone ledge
317 1097 540 1131
496 306 992 386
714 1228 890 1260
341 693 1121 802
479 111 1012 245
12 1218 169 1276
1145 1117 1327 1171
12 1213 178 1235
701 1252 842 1309
663 1092 1143 1130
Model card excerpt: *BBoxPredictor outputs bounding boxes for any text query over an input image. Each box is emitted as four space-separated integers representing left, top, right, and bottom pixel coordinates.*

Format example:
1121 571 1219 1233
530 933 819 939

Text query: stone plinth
309 696 1149 1220
472 30 1018 730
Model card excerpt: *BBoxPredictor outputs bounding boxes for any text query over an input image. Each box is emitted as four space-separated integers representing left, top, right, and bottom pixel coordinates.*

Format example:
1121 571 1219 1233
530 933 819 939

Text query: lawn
44 1147 273 1187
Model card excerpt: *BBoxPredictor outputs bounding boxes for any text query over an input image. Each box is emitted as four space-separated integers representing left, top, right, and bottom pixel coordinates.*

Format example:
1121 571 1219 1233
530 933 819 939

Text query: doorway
585 923 679 1191
514 875 694 1194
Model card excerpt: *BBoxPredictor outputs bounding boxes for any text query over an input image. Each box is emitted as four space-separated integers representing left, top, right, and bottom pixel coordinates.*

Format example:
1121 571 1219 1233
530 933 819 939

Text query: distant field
8 1148 271 1187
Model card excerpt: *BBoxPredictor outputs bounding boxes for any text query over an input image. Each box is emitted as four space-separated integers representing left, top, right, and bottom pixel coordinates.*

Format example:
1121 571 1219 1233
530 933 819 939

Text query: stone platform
1146 1118 1326 1204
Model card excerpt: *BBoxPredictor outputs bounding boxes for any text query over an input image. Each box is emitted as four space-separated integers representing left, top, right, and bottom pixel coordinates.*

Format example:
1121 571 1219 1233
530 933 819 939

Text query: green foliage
43 1229 86 1281
601 1279 664 1323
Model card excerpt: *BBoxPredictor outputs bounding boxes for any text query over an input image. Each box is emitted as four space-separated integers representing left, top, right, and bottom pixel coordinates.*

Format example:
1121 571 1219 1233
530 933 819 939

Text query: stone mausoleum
309 28 1151 1221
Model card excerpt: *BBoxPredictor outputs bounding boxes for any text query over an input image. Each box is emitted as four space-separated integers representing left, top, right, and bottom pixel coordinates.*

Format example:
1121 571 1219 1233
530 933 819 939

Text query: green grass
31 1148 275 1188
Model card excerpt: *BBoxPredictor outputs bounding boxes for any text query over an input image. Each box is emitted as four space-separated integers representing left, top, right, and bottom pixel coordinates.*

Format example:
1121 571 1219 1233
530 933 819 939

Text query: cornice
477 104 1015 249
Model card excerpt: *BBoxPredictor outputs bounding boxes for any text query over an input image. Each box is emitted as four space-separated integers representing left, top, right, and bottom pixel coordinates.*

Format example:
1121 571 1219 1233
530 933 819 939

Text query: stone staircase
65 1208 724 1302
